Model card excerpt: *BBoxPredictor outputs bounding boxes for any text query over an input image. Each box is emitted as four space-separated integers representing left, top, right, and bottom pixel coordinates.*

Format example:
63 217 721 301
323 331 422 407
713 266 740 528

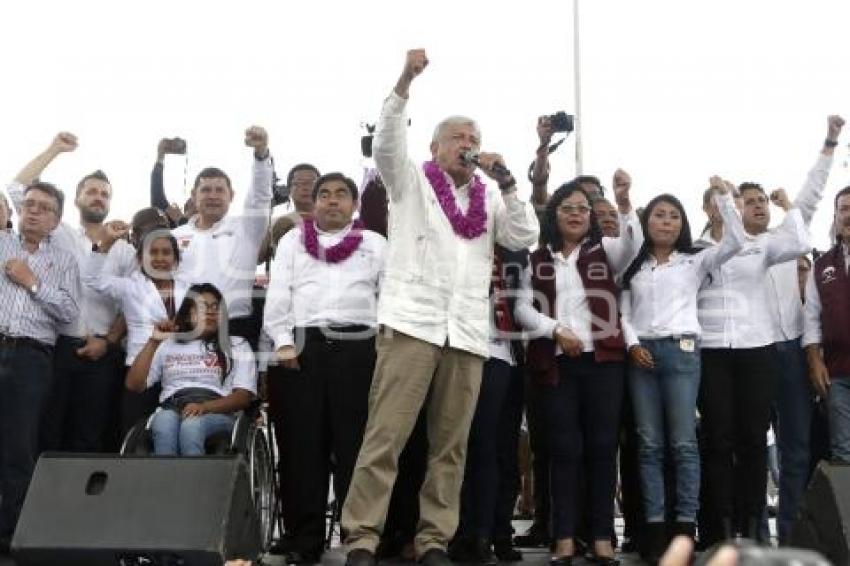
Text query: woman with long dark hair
515 175 641 565
618 180 744 562
125 283 256 455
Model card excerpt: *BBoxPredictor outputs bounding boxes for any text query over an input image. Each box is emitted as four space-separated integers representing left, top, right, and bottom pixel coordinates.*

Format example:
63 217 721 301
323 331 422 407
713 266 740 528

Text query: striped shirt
0 231 80 346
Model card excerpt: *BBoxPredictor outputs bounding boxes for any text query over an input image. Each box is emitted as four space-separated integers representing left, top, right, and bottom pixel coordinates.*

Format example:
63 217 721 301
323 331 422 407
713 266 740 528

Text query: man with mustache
6 133 136 453
803 184 850 465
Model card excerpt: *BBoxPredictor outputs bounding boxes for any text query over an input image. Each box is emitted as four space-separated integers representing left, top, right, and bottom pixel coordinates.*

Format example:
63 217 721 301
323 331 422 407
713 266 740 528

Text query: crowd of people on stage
1 48 849 566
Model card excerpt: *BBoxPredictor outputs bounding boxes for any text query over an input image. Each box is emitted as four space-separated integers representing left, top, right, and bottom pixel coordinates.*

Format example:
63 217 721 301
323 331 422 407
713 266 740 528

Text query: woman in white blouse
126 283 256 455
515 176 641 566
618 180 744 561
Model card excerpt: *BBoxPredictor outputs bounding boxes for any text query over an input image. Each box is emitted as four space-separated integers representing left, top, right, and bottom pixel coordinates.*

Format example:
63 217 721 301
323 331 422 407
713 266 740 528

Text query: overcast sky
3 0 849 249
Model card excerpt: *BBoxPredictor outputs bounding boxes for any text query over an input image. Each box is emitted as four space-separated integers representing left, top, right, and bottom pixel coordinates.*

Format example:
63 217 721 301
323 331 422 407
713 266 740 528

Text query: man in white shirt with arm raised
341 49 539 566
172 126 273 348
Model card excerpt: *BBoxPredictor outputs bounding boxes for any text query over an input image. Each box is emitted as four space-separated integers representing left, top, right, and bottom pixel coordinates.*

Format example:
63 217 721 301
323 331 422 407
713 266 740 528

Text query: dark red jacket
813 244 850 377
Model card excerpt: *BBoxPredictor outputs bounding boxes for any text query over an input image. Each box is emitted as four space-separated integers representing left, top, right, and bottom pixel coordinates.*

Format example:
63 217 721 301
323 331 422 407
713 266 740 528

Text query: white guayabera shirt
373 92 539 358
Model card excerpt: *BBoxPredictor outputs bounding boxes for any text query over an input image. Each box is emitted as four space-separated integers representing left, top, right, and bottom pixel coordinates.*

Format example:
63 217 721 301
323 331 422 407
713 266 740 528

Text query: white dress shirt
765 154 833 342
514 213 642 353
621 193 745 347
802 243 850 348
171 156 273 319
6 182 137 337
373 92 539 358
82 253 189 365
698 207 811 349
264 222 387 350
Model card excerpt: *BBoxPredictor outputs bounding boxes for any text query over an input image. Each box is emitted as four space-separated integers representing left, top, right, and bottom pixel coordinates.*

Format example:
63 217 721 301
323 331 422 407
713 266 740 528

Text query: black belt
301 325 374 342
0 334 54 356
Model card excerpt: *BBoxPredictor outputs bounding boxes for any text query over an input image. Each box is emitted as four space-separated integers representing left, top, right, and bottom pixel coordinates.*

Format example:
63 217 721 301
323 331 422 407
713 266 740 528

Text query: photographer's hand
395 49 428 99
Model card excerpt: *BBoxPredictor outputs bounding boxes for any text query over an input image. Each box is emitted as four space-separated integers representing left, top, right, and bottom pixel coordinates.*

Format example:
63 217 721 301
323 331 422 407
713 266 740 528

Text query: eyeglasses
21 199 57 215
557 204 592 215
197 301 220 314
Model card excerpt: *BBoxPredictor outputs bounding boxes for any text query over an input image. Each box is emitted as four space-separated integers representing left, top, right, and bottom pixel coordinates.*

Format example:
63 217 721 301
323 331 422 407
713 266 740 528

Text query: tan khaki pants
341 328 484 556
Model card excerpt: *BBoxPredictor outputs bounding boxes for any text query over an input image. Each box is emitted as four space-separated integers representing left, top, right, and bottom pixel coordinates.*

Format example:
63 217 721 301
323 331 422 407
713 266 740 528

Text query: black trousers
698 346 777 544
525 371 551 533
545 354 624 540
459 358 515 539
39 336 122 453
268 329 375 555
493 364 524 543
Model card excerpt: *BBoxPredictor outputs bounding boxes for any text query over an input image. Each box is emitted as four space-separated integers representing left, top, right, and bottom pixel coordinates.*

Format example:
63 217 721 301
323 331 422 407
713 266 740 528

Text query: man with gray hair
342 49 539 566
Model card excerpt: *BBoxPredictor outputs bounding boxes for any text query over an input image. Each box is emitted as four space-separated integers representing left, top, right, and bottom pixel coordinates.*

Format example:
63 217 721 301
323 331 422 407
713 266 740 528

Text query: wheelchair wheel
248 425 275 550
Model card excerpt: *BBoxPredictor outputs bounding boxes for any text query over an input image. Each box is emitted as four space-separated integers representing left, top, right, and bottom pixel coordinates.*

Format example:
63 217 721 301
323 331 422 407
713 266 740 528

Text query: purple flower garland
422 160 487 240
302 219 364 263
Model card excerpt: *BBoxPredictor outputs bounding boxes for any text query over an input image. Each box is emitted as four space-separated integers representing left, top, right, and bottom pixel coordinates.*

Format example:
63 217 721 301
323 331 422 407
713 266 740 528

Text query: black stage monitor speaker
11 454 261 566
790 461 850 566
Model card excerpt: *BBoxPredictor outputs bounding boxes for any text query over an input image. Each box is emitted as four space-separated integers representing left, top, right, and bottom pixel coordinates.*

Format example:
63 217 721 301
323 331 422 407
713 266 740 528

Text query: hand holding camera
157 138 187 160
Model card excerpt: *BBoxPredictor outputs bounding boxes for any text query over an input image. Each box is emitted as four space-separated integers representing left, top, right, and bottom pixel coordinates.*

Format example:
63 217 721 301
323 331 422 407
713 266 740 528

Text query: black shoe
420 548 453 566
670 521 696 542
448 536 496 565
548 556 573 566
269 536 292 556
620 538 638 553
514 524 551 548
284 550 322 564
640 522 667 566
493 539 523 562
586 554 620 566
346 548 377 566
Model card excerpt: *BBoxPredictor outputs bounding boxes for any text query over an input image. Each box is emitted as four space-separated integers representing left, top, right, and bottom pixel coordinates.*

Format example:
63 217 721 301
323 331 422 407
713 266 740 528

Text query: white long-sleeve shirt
373 92 539 358
802 243 850 348
514 212 642 353
766 154 833 342
171 156 273 319
6 182 137 337
263 222 386 350
621 192 745 347
81 252 189 365
698 207 811 349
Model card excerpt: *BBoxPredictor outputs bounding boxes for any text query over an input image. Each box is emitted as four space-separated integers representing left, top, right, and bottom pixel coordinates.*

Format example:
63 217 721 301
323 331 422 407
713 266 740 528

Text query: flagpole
573 0 583 175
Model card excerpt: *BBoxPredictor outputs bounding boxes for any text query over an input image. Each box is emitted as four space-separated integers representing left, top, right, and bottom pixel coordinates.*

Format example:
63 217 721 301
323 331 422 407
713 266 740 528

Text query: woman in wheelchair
125 283 257 456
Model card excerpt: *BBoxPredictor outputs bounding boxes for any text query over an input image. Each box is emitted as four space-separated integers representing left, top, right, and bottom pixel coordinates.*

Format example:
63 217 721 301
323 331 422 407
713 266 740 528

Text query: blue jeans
629 337 701 522
774 338 811 544
828 377 850 463
0 342 53 539
151 408 236 456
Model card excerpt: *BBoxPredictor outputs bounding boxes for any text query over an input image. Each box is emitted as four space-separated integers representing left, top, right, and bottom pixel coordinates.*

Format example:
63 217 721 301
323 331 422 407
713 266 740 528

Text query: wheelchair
120 400 278 552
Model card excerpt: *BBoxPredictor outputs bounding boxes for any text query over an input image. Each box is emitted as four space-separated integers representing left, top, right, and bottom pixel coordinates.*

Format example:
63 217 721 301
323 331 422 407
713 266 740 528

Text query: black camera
548 111 575 133
272 171 290 206
361 123 376 158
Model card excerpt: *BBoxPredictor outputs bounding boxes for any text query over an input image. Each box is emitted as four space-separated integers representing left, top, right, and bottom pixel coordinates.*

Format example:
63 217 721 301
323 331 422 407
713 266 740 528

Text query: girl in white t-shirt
126 283 257 455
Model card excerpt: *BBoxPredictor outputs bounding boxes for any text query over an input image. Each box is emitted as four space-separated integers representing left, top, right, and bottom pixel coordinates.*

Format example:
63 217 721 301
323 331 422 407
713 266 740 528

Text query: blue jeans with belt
629 336 701 523
0 340 53 540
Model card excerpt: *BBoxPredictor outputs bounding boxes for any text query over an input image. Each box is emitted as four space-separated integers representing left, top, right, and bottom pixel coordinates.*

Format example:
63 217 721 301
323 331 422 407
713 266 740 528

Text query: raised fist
709 175 729 195
827 115 845 142
244 126 269 156
769 188 791 211
103 220 130 241
612 169 632 205
403 49 429 81
51 132 78 153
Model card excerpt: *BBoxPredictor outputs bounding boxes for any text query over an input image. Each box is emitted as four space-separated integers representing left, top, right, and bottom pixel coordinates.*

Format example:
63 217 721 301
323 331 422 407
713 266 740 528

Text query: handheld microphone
461 150 511 178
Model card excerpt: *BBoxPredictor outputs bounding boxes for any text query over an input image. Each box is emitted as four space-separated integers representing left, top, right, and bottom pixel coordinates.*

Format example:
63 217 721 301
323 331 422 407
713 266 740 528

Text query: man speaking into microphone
341 49 539 566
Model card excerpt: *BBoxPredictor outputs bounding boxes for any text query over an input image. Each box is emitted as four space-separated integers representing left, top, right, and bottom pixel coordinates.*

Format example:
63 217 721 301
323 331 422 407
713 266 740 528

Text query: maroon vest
813 244 850 377
526 242 626 385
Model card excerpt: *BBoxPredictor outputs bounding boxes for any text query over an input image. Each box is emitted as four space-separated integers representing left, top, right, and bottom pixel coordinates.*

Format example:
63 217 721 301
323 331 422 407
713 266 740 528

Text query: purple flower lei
302 219 364 263
422 160 488 240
